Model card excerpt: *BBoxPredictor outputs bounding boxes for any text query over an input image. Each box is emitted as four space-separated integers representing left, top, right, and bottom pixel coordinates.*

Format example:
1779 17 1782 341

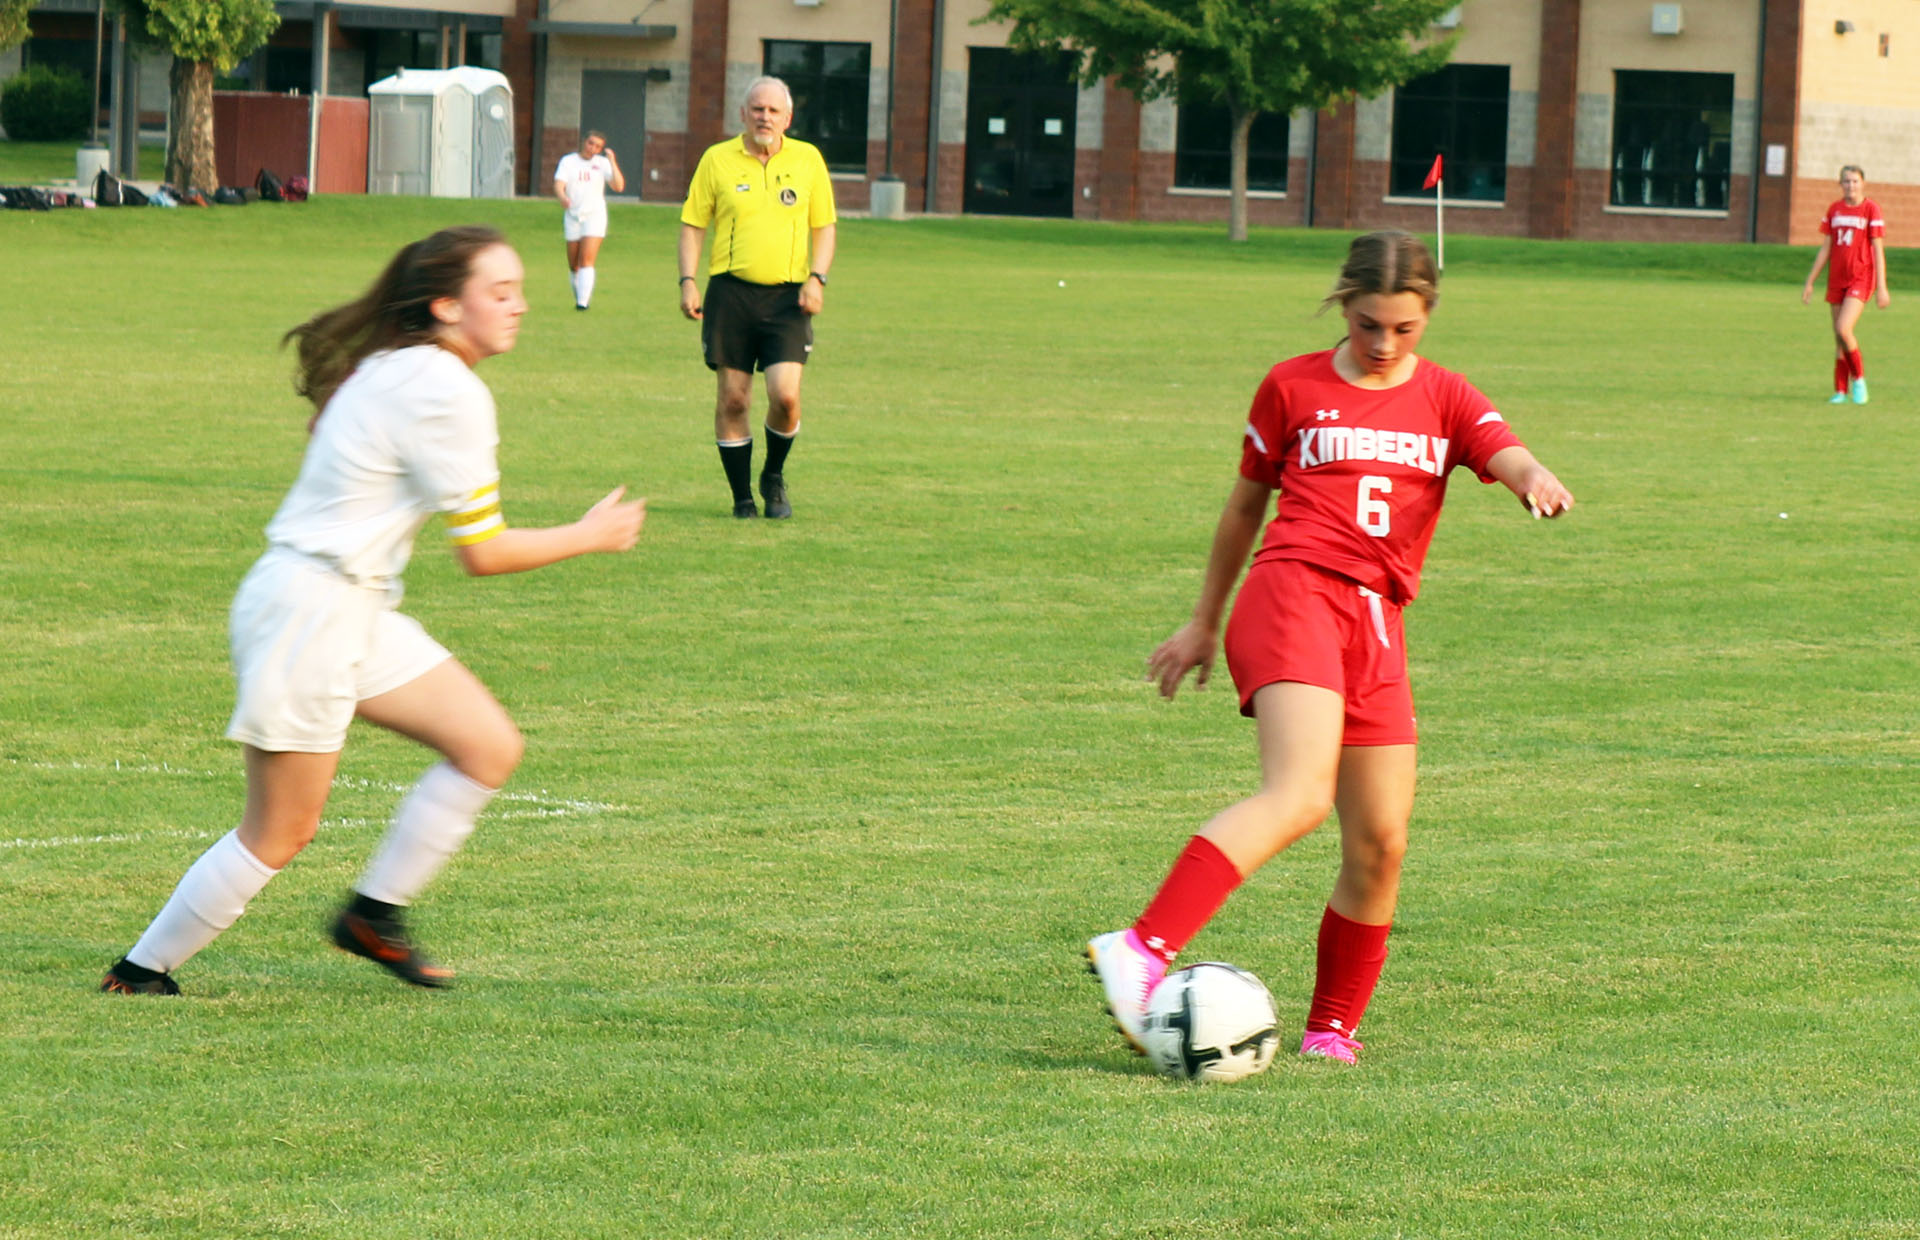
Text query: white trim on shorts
563 208 608 242
224 549 451 753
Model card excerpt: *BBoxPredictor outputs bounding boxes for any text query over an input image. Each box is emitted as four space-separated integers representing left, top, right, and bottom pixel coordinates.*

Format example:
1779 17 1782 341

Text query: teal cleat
1829 391 1849 404
1850 377 1869 405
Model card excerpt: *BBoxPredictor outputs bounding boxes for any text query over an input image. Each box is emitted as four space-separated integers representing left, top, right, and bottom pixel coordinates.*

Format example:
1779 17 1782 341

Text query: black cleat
100 960 181 995
331 908 454 989
759 472 791 520
732 498 760 519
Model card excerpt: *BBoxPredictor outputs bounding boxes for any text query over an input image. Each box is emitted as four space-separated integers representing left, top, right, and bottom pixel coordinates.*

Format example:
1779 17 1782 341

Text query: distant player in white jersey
554 131 625 310
99 226 646 996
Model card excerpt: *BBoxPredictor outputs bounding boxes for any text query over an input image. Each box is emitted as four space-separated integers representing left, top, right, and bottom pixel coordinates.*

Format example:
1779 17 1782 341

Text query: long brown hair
1320 230 1441 314
284 225 506 413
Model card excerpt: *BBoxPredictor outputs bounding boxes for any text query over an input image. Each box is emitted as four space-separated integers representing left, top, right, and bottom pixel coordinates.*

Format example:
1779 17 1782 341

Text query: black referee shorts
701 273 814 373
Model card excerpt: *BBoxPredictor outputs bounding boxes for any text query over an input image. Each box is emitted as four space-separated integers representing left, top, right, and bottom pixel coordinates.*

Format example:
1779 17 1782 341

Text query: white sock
577 266 596 307
570 270 584 305
124 830 279 973
355 763 496 906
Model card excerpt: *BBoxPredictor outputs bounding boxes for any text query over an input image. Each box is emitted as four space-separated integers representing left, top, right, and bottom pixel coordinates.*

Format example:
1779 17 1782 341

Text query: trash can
870 174 906 220
77 142 110 198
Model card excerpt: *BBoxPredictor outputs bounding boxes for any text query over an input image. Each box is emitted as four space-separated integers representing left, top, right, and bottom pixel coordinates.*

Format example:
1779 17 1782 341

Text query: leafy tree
985 0 1458 240
116 0 278 190
0 0 30 54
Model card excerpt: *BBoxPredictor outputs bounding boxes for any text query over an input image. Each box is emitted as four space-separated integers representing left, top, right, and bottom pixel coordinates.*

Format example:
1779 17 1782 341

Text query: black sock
112 957 164 982
717 439 754 502
348 892 401 921
762 426 796 479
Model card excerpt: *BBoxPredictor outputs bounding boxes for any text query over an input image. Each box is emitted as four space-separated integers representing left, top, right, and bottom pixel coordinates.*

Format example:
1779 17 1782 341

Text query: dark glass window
1174 100 1288 192
1610 70 1733 210
364 30 442 92
1390 63 1508 201
763 40 870 174
464 33 502 71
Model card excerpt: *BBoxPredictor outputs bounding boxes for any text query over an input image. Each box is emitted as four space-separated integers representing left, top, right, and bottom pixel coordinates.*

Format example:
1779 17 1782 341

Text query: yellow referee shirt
681 135 838 286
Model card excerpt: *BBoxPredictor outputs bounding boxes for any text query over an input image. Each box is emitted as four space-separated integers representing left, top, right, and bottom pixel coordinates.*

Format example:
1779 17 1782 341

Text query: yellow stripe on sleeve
445 483 506 546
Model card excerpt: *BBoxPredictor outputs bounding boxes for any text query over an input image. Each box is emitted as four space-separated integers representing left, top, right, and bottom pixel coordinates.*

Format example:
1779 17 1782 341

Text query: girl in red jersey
1801 165 1890 405
1088 230 1574 1064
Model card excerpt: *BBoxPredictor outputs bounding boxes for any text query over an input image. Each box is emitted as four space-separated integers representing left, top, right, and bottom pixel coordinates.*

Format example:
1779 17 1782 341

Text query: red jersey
1238 351 1523 605
1819 198 1884 292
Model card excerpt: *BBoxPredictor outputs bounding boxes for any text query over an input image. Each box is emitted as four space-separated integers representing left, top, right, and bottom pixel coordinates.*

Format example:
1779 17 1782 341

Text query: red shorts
1223 559 1416 746
1828 280 1873 306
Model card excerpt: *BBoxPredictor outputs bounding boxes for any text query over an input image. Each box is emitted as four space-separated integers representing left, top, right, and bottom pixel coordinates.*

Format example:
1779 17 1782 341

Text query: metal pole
922 0 944 210
307 4 331 190
884 0 897 176
1748 0 1766 243
90 0 105 143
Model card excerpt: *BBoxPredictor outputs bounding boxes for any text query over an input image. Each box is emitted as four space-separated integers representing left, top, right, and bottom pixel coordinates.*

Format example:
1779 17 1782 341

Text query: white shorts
225 549 451 753
563 208 607 242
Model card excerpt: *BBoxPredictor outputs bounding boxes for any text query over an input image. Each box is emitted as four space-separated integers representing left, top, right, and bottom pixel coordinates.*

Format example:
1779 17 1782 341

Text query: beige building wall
1795 0 1920 186
556 0 689 34
1449 0 1542 92
726 0 895 65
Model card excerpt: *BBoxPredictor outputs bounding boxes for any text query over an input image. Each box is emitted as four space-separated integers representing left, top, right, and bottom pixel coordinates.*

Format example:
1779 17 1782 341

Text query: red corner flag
1422 153 1444 190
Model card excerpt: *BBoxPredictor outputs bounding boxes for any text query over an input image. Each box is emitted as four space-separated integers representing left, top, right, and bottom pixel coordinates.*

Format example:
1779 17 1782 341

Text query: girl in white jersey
554 131 625 310
102 226 646 995
1088 232 1574 1064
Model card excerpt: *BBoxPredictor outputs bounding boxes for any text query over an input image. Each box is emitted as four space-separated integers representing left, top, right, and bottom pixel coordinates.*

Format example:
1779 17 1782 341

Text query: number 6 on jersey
1357 475 1392 537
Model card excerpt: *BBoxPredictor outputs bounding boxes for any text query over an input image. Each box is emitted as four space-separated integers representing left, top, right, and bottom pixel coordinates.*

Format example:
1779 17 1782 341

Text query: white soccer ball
1141 962 1280 1083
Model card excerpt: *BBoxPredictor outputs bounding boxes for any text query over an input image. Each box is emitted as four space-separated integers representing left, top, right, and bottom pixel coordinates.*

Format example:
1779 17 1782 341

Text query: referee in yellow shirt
679 76 838 519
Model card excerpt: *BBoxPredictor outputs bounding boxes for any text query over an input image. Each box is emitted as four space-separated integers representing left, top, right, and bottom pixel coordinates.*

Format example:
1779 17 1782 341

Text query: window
764 40 871 175
1610 70 1733 211
363 30 442 92
1174 100 1288 192
1389 63 1508 201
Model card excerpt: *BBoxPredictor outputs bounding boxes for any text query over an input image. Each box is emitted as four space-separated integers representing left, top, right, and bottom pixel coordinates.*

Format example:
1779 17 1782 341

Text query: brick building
505 0 1918 243
7 0 1916 242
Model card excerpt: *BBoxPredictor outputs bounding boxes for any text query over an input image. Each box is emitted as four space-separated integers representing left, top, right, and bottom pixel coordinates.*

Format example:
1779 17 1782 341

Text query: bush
0 65 91 142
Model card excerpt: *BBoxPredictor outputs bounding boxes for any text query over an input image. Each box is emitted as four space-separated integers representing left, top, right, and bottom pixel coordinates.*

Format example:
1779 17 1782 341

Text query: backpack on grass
256 167 285 202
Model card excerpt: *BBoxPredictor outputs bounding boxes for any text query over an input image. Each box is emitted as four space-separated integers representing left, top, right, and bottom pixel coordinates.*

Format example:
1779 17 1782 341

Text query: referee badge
780 187 797 206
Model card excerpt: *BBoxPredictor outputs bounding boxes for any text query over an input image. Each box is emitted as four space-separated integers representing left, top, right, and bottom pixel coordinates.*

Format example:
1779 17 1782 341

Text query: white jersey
555 152 613 216
263 345 502 591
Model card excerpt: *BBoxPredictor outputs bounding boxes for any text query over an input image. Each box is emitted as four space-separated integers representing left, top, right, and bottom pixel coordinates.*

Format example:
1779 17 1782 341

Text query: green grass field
3 199 1918 1238
0 138 167 185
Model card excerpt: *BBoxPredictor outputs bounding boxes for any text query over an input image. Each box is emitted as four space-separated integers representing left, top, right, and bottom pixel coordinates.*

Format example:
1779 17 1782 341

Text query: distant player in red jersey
1087 231 1575 1065
1802 165 1890 405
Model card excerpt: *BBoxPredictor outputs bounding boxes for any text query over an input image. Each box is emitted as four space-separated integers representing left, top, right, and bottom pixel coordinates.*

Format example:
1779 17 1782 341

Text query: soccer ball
1141 962 1280 1083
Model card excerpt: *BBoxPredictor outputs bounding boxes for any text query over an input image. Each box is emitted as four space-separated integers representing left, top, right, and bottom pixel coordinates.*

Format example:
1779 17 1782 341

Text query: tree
984 0 1458 240
115 0 278 191
0 0 31 54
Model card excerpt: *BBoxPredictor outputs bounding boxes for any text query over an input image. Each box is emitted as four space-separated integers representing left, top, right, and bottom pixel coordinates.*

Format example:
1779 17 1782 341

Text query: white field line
1 758 624 851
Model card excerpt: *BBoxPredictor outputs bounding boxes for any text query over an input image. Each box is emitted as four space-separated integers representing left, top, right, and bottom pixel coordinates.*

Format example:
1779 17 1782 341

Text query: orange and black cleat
100 960 181 995
330 908 454 989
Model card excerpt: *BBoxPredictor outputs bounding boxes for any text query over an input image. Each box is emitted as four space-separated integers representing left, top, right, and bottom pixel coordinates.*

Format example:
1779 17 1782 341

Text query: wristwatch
808 271 828 287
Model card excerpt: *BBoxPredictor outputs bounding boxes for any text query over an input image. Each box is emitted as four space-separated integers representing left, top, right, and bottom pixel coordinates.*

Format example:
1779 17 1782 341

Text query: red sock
1305 906 1392 1036
1835 358 1850 392
1848 349 1865 380
1132 835 1243 964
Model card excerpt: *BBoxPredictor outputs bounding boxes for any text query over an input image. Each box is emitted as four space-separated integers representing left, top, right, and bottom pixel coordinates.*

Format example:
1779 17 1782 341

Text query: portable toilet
367 67 514 198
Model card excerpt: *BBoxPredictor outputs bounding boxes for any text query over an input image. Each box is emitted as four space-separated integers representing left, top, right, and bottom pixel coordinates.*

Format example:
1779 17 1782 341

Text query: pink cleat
1086 929 1167 1055
1300 1030 1363 1064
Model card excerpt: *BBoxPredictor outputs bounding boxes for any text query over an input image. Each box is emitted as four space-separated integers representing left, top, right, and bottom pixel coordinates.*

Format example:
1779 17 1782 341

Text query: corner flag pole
1424 153 1445 271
